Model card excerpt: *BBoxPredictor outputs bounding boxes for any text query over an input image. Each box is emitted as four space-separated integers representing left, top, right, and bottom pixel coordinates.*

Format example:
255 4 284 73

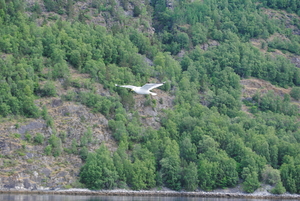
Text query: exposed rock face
0 79 174 190
201 40 220 51
0 94 114 190
18 121 46 135
133 89 175 129
240 78 290 99
291 56 300 68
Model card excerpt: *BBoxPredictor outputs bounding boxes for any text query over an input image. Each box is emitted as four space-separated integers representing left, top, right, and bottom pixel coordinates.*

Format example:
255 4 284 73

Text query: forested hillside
1 0 300 194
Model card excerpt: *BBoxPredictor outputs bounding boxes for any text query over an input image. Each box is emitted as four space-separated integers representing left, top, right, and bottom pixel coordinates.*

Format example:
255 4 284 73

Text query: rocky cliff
0 68 174 190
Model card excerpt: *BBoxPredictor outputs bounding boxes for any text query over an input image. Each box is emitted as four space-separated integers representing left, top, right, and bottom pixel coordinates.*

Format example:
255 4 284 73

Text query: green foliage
198 135 238 190
80 136 87 147
109 119 128 142
130 145 156 190
271 181 286 194
71 138 78 154
1 159 18 168
25 133 32 142
41 106 55 128
261 0 300 16
44 145 52 156
261 165 281 185
79 146 88 161
46 117 54 128
182 162 198 191
242 168 260 193
12 133 21 139
0 103 10 117
279 156 300 193
59 131 67 143
252 91 299 116
198 159 217 191
180 137 197 162
80 144 118 189
160 138 181 190
74 91 116 117
290 87 300 100
34 133 44 144
79 127 93 146
1 0 300 193
48 134 63 157
133 5 141 17
268 37 300 55
113 144 131 185
40 81 57 97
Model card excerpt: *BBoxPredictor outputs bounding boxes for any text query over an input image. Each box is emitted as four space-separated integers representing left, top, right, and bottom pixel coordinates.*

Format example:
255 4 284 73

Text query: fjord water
0 194 298 201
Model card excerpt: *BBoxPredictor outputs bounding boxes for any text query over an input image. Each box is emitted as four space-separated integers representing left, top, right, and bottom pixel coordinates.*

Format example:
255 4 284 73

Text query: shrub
25 133 32 142
16 149 26 156
46 117 54 128
71 139 78 154
80 135 87 147
59 131 67 143
290 87 300 100
64 148 72 154
63 90 76 101
133 5 141 17
242 168 260 193
80 145 118 189
49 134 62 157
79 146 88 161
63 184 72 189
41 81 57 97
2 159 17 168
13 133 21 138
271 181 286 194
44 145 52 155
34 133 44 144
261 165 281 185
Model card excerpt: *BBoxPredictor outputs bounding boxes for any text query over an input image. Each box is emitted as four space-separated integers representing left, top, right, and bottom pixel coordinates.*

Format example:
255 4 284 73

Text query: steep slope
1 0 300 194
250 9 300 68
241 78 291 98
0 71 112 189
0 68 174 189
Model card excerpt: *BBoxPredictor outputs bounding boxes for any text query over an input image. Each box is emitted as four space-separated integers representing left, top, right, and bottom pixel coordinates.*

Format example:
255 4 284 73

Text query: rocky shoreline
0 189 300 200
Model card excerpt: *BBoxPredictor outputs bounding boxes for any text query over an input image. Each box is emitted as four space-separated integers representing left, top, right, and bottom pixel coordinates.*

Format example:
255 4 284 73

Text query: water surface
0 194 298 201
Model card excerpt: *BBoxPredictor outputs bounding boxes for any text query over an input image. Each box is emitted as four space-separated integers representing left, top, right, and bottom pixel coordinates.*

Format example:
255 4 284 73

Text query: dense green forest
1 0 300 194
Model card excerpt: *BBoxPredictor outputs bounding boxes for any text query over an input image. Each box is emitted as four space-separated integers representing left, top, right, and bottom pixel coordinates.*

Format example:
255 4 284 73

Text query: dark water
0 194 298 201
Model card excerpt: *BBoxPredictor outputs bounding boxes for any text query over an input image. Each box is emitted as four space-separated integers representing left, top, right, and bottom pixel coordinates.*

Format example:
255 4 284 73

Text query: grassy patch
1 159 18 168
11 133 21 138
63 184 72 189
26 159 34 163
